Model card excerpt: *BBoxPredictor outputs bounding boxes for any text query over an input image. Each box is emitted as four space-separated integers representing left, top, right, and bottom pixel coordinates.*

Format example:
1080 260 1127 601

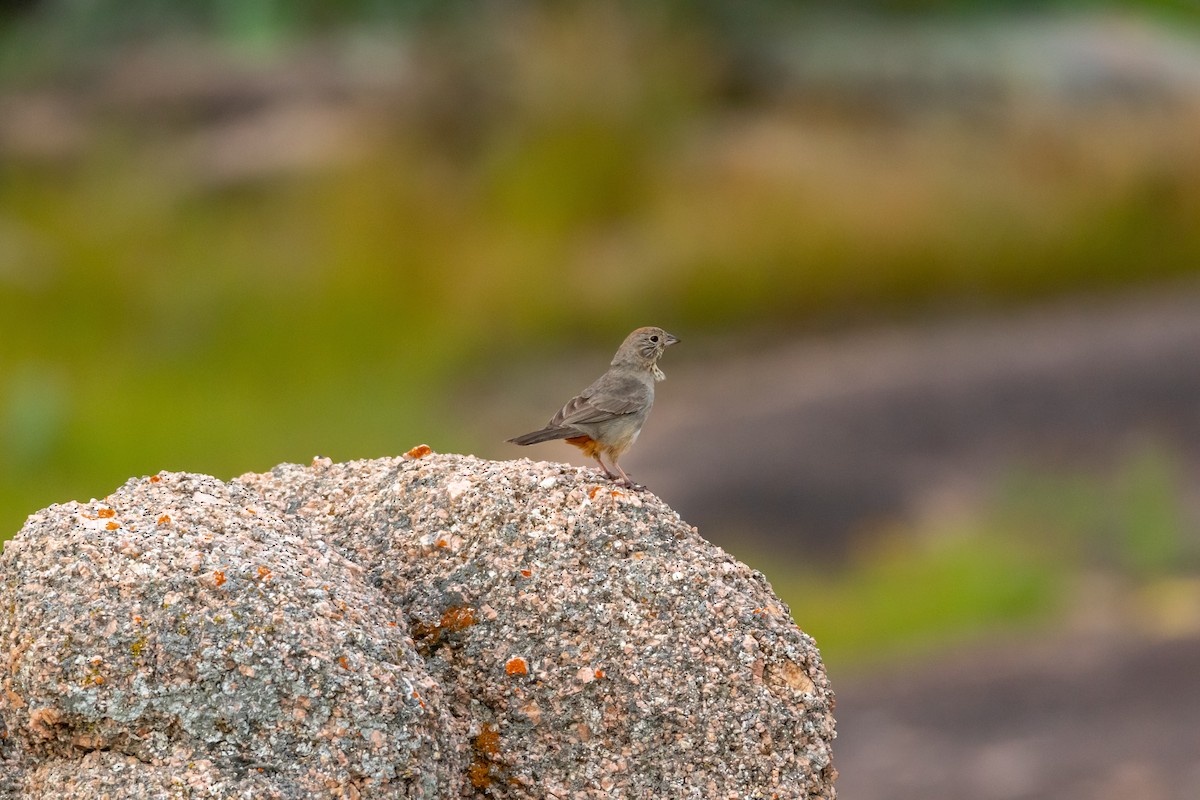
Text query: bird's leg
610 457 641 490
593 455 620 481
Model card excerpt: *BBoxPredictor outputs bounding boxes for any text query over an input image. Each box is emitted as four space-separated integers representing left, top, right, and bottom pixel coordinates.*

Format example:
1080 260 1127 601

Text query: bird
508 326 680 488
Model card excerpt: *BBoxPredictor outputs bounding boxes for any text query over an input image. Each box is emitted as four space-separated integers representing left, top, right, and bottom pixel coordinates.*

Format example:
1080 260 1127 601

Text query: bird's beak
664 332 680 346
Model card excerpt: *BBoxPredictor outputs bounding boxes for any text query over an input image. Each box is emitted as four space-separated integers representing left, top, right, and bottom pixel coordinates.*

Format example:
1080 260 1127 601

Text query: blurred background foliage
3 0 1200 683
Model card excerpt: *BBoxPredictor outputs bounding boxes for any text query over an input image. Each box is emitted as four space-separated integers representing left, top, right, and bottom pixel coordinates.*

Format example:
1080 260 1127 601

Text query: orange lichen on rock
411 605 477 653
213 571 226 587
440 606 477 633
157 515 170 525
105 521 120 530
469 724 503 788
468 761 493 789
148 475 162 483
338 657 349 670
475 724 500 757
256 566 272 581
97 508 116 519
505 657 528 676
405 444 433 459
594 668 606 680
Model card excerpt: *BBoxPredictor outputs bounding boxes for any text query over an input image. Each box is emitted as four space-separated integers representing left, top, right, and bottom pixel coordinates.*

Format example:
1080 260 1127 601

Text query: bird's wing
549 372 650 427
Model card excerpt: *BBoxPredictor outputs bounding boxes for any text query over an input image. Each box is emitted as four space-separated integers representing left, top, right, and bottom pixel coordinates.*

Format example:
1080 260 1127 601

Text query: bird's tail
507 426 578 446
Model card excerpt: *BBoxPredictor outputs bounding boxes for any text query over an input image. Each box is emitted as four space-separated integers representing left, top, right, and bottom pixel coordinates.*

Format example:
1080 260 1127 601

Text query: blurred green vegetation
775 445 1197 671
3 2 1200 666
789 529 1062 671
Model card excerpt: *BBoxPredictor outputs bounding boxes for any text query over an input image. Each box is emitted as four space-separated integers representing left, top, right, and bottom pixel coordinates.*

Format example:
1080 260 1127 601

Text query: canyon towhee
508 326 680 487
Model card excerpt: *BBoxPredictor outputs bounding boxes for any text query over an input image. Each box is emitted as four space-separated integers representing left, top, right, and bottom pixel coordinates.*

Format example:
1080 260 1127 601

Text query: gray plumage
508 326 679 487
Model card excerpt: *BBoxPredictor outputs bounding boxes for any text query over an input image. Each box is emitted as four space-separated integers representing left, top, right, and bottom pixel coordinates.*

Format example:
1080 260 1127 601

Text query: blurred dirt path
832 632 1200 800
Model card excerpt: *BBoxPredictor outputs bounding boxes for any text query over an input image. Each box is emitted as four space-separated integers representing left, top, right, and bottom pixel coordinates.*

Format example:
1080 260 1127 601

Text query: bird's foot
615 476 646 492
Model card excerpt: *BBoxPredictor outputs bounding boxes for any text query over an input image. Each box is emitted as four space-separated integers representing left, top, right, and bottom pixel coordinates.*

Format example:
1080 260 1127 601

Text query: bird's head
613 326 680 380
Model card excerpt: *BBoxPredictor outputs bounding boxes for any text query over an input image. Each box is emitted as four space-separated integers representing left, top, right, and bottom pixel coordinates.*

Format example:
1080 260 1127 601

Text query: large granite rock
0 452 837 798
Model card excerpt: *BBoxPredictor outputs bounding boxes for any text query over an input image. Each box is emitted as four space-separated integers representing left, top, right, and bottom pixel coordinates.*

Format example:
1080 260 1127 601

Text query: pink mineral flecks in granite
0 455 837 799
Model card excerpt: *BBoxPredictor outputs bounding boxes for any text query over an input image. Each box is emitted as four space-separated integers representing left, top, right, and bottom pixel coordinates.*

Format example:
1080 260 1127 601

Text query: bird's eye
650 335 659 342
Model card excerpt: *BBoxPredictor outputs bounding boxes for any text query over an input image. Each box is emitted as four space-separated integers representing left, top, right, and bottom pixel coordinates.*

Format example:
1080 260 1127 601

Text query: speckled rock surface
1 452 837 799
